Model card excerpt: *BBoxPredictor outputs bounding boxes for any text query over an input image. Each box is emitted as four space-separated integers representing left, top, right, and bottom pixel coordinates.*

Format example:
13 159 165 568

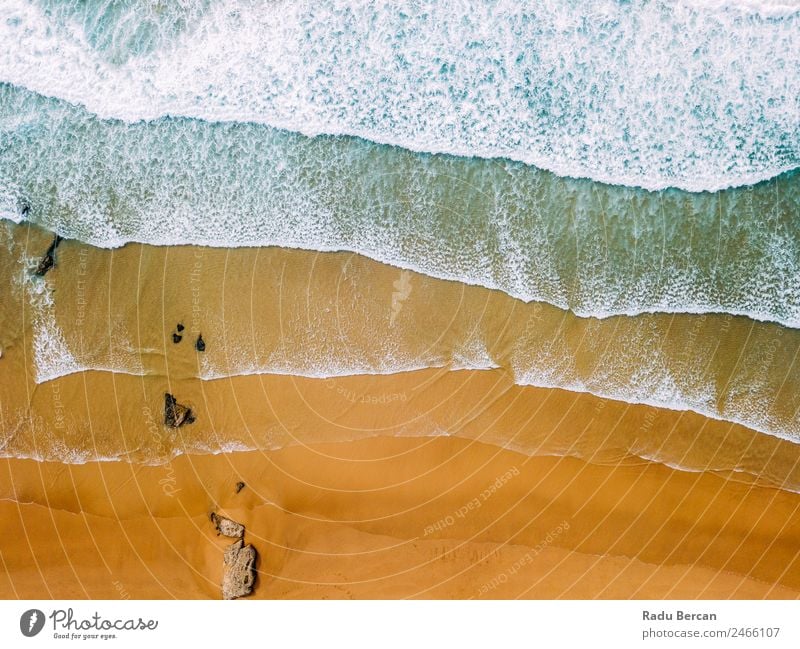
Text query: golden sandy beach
2 436 799 599
2 223 800 600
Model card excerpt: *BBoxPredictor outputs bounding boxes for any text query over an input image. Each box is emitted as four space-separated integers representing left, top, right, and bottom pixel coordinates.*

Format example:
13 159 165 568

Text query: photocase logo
20 609 45 637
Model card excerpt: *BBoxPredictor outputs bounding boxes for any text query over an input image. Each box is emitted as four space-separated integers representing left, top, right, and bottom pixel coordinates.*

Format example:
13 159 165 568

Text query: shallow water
2 224 800 492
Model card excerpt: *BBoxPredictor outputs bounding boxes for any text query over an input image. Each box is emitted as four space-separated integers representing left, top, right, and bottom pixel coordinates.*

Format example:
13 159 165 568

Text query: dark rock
172 332 182 344
195 334 206 352
222 539 257 600
210 512 245 538
34 234 64 277
164 393 195 428
235 481 246 494
176 323 185 332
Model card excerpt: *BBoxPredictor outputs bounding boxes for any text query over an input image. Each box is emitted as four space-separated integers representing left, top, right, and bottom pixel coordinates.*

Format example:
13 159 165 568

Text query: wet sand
1 436 799 599
2 222 800 599
3 363 800 493
2 223 800 488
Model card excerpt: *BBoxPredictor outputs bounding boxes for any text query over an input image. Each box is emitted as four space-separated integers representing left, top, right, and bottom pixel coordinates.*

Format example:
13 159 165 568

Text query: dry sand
1 436 798 599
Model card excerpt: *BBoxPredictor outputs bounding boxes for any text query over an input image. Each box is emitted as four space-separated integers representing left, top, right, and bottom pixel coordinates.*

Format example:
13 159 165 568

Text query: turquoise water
0 0 798 190
1 85 799 327
2 0 799 325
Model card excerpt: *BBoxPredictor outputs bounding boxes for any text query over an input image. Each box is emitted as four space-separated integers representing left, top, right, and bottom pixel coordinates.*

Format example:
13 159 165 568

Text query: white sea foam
10 246 81 382
1 83 798 328
13 354 800 491
26 303 800 451
0 0 797 191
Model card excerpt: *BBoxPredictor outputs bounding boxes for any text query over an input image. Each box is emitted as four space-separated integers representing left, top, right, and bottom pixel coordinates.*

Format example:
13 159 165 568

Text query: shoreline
2 365 800 495
2 224 800 487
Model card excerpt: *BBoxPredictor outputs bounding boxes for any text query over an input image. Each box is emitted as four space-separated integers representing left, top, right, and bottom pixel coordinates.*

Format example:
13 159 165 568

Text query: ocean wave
0 0 798 191
1 86 799 329
5 431 798 498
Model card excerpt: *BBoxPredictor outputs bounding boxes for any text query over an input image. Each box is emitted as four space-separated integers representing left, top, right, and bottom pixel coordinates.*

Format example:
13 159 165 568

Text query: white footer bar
1 600 796 648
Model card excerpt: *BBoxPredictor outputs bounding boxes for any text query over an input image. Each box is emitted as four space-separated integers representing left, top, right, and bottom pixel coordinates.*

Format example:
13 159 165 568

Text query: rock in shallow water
222 539 257 600
164 393 195 428
34 234 64 276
